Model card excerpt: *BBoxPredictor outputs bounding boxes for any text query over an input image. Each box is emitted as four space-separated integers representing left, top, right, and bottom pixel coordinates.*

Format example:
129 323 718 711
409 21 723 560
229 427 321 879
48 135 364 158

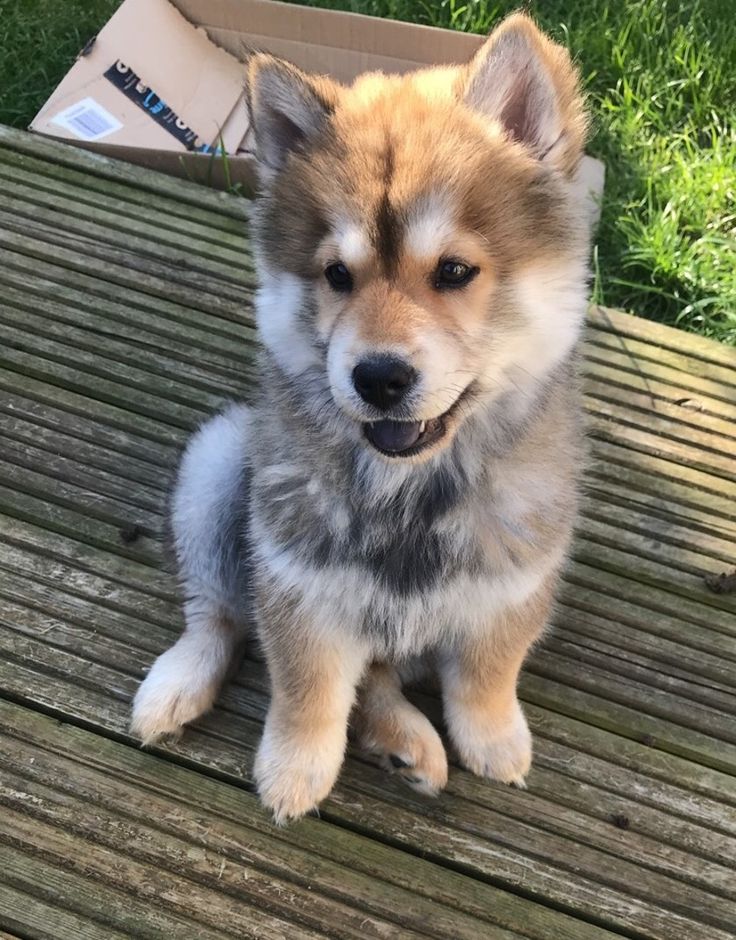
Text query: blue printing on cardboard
104 60 222 153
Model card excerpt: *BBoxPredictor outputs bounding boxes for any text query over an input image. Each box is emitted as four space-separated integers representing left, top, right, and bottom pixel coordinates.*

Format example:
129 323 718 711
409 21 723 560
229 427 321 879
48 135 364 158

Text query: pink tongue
367 420 422 452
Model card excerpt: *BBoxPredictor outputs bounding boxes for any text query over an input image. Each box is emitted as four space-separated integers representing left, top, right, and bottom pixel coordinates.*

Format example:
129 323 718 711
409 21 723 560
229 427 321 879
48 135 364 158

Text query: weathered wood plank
584 375 736 443
7 570 735 801
0 432 166 511
1 175 254 278
7 626 732 853
3 843 234 940
584 340 736 402
524 652 736 755
0 526 177 621
3 809 326 940
551 609 736 692
0 125 251 217
587 400 736 480
8 406 736 594
0 224 252 320
7 592 736 884
6 584 736 845
2 758 515 940
4 514 732 713
375 681 736 817
0 445 163 523
2 643 733 940
8 374 736 565
7 553 734 783
0 322 221 421
1 249 254 342
580 495 736 566
3 790 433 940
6 498 734 674
0 881 136 940
6 364 734 588
564 563 736 642
588 306 736 371
0 288 254 389
0 408 171 490
0 156 253 254
0 207 253 299
0 368 188 446
585 458 736 535
582 338 736 411
3 528 734 740
560 588 736 665
572 535 736 615
0 483 162 569
0 514 176 605
588 412 736 480
0 700 615 940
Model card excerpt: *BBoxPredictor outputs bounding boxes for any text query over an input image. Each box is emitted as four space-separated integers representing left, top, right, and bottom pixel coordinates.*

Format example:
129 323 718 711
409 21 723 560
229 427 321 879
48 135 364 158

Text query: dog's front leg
439 580 554 787
254 610 370 824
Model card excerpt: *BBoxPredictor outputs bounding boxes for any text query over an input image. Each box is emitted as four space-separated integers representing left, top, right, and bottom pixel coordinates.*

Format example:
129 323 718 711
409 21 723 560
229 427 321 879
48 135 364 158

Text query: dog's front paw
449 700 532 787
130 643 220 745
254 720 345 824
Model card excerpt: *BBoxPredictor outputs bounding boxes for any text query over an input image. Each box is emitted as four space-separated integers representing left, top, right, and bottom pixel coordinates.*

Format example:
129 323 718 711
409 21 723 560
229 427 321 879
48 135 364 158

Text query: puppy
131 13 589 823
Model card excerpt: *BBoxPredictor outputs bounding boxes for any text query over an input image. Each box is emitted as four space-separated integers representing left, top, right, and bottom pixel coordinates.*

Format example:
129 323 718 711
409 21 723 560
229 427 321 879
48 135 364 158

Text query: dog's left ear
461 13 587 175
247 54 340 183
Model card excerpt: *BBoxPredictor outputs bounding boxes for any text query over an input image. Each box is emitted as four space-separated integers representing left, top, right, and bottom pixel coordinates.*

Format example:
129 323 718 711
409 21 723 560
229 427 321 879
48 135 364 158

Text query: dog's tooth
419 421 426 433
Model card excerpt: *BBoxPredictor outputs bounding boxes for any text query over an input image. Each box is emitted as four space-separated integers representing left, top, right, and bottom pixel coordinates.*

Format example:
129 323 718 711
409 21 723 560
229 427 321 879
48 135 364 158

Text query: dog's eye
434 260 477 290
324 262 353 293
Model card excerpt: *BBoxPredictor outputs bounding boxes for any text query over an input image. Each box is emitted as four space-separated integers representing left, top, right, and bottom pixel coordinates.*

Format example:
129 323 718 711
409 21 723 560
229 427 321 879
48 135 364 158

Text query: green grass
1 0 734 344
0 1 120 128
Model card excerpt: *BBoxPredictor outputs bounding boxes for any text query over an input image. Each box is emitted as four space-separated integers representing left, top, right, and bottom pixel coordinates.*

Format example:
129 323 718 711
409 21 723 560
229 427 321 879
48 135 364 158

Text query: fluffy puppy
131 12 589 823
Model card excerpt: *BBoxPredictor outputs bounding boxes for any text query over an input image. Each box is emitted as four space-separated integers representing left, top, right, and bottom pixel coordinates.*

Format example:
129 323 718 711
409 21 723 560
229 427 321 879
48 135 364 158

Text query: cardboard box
31 0 604 219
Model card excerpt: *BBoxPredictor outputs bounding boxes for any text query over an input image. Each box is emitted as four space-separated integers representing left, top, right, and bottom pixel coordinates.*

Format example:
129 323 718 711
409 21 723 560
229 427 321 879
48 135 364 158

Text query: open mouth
363 416 445 457
362 385 473 458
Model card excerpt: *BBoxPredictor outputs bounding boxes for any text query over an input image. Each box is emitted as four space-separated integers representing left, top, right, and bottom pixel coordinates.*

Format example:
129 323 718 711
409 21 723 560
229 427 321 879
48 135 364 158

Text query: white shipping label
51 97 123 141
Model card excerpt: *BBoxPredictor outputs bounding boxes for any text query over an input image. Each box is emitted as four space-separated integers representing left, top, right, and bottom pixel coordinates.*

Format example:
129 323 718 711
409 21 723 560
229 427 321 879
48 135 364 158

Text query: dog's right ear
247 54 338 182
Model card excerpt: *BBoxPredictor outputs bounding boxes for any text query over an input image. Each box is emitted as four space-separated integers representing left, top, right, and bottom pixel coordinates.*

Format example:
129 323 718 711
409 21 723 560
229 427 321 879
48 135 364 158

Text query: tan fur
250 16 586 281
315 235 498 345
253 587 370 823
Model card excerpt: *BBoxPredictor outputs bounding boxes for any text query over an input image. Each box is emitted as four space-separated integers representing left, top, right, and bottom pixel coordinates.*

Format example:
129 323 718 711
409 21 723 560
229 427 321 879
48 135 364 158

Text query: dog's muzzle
362 383 475 458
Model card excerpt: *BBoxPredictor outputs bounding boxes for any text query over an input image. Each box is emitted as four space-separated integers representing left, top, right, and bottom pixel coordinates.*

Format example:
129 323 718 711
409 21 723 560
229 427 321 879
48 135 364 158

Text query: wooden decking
0 123 735 940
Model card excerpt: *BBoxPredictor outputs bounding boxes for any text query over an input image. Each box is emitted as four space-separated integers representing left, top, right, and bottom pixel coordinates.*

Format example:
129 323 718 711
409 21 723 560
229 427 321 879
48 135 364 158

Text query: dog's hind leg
131 404 252 744
131 599 245 744
353 662 448 796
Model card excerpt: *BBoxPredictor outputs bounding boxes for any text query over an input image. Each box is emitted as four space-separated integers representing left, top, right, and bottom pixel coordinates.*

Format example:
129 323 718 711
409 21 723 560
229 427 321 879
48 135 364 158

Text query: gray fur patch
171 347 581 655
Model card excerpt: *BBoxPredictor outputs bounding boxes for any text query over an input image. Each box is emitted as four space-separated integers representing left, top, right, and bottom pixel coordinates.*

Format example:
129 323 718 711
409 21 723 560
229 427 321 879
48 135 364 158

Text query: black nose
352 357 417 410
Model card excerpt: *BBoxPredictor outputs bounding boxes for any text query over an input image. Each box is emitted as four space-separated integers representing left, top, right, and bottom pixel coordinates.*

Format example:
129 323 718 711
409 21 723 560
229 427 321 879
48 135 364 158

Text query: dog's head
248 14 589 462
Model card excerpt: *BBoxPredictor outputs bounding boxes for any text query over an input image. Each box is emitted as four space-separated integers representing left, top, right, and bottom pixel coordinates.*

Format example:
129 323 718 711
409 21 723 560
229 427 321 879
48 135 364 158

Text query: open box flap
31 0 248 153
176 0 483 64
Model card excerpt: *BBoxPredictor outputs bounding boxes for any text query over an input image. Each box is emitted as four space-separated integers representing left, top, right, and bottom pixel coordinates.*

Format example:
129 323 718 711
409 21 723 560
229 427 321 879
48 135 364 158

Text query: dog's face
249 14 589 462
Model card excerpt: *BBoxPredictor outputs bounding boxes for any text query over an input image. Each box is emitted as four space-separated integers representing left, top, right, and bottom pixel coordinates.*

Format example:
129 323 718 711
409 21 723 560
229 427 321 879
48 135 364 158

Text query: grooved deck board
0 124 734 940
